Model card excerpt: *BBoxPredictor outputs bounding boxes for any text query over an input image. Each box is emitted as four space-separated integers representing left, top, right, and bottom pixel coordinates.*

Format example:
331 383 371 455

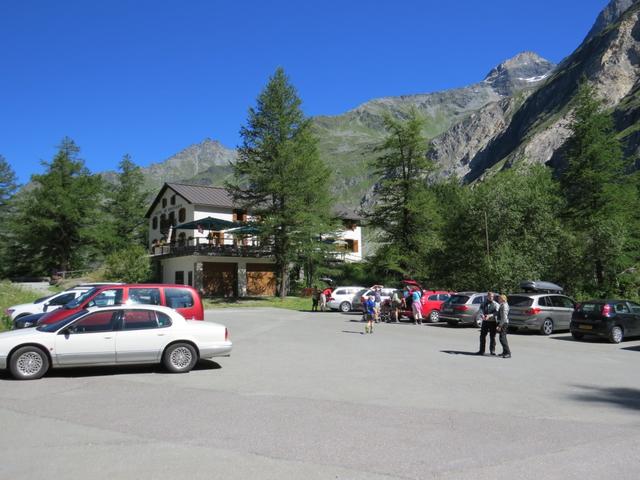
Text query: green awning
175 216 241 231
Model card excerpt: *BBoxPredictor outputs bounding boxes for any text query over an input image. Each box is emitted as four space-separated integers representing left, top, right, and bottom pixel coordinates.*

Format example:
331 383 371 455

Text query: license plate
579 324 593 330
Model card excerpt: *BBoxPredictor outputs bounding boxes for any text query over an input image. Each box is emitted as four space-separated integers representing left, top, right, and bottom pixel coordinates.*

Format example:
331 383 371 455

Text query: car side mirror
43 302 50 312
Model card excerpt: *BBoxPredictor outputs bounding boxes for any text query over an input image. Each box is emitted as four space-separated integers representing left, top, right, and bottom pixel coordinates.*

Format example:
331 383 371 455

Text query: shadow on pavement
0 359 221 381
621 345 640 352
342 330 365 335
441 350 480 356
569 385 640 411
550 334 595 342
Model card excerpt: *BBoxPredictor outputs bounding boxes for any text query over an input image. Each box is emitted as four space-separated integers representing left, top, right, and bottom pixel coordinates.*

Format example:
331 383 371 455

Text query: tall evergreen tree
0 155 18 209
560 82 638 295
227 68 335 297
366 109 439 278
7 138 104 275
105 154 149 250
0 156 19 278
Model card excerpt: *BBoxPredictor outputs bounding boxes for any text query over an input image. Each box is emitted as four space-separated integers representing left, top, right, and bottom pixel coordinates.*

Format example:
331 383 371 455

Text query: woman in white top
497 294 511 358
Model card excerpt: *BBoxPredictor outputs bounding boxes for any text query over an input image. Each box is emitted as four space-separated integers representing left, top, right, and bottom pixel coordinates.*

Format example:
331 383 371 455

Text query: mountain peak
585 0 635 41
484 52 556 96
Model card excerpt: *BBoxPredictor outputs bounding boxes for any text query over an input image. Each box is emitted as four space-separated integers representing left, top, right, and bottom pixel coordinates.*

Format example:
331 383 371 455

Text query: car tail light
453 305 469 312
601 304 612 317
225 328 229 341
5 308 14 316
525 307 542 316
328 297 334 302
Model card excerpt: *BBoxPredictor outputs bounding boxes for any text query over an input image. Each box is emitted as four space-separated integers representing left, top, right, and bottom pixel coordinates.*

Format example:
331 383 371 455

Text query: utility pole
484 210 490 257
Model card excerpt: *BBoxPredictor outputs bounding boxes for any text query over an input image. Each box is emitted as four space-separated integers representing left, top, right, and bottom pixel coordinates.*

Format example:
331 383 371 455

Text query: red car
37 284 204 326
400 290 453 323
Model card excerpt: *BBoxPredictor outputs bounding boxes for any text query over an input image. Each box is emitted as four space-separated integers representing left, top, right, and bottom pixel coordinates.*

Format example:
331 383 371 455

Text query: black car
570 300 640 343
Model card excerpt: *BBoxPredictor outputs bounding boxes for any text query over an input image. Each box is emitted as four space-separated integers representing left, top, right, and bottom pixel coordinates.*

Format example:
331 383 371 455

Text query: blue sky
0 0 609 183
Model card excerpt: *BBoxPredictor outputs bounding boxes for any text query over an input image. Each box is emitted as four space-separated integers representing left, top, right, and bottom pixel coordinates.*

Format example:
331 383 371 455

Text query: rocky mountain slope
311 51 554 204
132 0 640 208
432 0 640 182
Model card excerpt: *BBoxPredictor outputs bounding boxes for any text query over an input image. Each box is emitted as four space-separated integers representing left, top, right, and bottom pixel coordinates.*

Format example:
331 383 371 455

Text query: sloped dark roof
168 183 234 208
146 183 363 221
145 183 234 218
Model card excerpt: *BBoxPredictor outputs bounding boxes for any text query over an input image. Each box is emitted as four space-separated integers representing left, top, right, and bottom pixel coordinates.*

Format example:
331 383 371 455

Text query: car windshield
509 296 533 307
36 310 88 332
64 288 99 309
448 295 470 304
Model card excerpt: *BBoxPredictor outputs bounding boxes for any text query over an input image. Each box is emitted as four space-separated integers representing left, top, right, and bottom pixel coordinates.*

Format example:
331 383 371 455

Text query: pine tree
0 155 18 209
8 138 104 275
227 68 335 297
0 156 19 277
560 82 638 295
105 154 149 250
366 109 438 278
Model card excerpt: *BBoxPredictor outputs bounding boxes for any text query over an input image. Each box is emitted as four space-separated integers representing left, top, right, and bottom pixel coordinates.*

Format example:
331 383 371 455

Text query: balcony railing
150 237 272 258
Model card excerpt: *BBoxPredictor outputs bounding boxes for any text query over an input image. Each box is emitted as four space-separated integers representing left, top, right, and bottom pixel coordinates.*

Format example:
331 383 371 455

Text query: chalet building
146 183 363 297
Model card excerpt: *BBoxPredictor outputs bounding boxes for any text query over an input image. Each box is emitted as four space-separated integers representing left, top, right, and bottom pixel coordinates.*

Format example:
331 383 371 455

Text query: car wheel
609 326 623 344
9 346 49 380
163 343 198 373
429 310 439 323
475 315 483 328
540 318 554 336
339 301 351 313
571 331 584 340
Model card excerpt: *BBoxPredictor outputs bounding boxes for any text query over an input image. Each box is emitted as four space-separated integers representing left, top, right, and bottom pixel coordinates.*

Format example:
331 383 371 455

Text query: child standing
365 295 376 334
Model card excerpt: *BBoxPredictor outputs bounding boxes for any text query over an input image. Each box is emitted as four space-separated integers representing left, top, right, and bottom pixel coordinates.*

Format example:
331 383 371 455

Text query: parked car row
325 280 640 343
1 283 226 380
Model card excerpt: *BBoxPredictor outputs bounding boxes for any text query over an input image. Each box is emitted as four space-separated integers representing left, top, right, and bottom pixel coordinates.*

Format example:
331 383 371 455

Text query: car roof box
519 280 563 294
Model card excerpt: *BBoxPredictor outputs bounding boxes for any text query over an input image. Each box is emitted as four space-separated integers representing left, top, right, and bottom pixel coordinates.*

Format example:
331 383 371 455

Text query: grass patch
203 296 312 312
0 281 51 331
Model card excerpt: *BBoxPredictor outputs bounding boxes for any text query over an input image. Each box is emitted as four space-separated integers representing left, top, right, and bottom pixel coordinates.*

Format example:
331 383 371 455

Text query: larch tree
227 68 335 298
560 82 638 295
366 109 439 279
11 138 104 275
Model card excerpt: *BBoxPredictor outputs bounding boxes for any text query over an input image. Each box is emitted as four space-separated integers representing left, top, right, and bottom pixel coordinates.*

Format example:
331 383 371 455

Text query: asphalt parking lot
1 308 639 479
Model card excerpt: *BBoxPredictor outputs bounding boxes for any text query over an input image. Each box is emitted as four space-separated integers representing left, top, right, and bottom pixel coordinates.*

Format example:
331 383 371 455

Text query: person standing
319 288 328 312
311 287 319 312
497 294 512 358
411 288 423 325
373 286 382 323
389 290 402 322
476 292 499 355
364 295 376 334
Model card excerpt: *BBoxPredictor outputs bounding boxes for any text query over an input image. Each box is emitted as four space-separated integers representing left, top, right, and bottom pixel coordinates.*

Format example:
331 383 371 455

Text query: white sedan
0 305 232 380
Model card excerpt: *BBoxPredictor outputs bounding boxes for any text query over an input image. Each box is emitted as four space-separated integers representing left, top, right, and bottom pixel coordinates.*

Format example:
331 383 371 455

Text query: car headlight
22 322 34 328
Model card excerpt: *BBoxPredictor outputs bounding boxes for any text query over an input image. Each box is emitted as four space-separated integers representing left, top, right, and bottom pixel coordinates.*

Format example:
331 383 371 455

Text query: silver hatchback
508 294 576 335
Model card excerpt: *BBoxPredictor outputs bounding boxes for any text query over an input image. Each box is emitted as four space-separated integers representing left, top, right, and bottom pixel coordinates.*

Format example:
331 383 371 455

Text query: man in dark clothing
476 292 500 356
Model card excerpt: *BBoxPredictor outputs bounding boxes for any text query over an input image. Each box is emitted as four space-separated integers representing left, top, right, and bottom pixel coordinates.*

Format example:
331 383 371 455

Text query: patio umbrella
175 216 241 231
226 224 261 235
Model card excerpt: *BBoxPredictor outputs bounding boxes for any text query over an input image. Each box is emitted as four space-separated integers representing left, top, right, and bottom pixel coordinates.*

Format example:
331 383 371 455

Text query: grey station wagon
508 293 576 335
441 292 488 327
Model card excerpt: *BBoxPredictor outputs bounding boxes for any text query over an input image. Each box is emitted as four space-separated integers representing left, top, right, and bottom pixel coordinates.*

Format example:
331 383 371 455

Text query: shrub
103 245 151 283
